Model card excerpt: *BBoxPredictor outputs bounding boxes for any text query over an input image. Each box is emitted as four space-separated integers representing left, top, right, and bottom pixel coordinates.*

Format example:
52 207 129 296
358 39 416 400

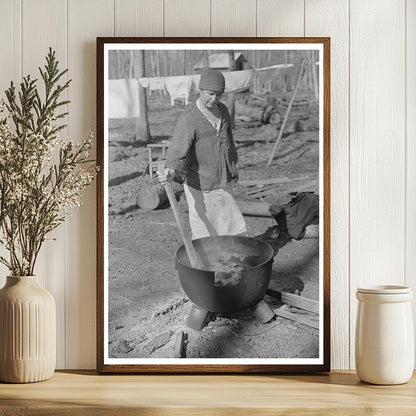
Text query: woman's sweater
166 101 238 191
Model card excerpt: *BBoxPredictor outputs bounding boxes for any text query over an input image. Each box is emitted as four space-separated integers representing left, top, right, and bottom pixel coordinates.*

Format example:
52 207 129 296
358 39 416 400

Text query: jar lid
357 285 411 294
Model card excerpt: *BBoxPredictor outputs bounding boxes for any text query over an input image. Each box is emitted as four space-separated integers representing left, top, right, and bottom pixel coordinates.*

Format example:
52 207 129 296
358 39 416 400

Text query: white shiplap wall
0 0 413 370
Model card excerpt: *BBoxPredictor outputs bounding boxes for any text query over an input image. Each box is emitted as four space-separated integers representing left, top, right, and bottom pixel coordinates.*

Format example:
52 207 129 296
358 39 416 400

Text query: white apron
184 99 247 240
184 183 247 240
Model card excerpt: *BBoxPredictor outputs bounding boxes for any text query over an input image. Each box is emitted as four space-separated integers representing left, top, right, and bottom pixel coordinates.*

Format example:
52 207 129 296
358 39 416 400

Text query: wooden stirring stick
158 167 203 269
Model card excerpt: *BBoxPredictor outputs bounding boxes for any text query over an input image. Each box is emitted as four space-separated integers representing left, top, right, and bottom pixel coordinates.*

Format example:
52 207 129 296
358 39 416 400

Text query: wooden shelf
0 370 415 415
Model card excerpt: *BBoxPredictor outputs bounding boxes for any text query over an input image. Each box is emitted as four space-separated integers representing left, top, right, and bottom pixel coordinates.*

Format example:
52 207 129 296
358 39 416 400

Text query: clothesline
139 64 293 106
108 64 293 118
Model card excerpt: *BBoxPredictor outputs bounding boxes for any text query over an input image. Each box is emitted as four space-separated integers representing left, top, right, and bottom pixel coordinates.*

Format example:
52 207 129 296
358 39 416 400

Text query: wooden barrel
136 183 168 211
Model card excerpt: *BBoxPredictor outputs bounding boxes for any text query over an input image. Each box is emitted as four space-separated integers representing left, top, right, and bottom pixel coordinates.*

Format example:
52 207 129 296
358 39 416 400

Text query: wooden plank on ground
274 308 319 330
267 289 319 313
246 180 318 200
247 188 281 200
282 293 319 314
246 184 280 196
173 331 187 358
239 176 314 187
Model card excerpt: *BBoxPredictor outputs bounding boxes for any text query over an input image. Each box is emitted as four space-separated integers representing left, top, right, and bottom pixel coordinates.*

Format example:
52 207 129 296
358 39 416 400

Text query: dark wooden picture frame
97 37 330 373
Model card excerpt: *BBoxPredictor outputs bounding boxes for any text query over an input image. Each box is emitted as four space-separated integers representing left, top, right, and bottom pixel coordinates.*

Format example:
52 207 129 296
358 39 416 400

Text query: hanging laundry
223 70 253 93
139 76 166 95
255 64 293 83
108 79 140 118
164 75 199 105
138 64 294 107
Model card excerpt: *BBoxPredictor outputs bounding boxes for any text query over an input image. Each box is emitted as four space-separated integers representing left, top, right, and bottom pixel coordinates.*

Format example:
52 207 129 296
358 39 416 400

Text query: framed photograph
97 37 330 373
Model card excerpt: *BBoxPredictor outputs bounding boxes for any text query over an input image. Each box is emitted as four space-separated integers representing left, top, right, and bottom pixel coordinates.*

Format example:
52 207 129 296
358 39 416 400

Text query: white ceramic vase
355 285 414 385
0 276 56 383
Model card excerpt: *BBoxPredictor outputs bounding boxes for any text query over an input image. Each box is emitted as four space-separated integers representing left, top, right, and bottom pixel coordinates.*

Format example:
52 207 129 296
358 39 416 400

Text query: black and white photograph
97 38 330 373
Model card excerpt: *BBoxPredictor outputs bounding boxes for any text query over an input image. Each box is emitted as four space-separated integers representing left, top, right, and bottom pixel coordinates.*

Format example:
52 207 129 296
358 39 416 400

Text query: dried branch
0 49 97 276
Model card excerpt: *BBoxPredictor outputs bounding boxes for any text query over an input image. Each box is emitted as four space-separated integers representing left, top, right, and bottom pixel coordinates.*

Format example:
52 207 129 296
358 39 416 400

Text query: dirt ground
107 91 320 359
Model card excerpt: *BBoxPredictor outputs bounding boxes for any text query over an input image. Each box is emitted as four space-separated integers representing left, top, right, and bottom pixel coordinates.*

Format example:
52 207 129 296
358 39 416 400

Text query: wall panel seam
20 0 23 80
348 0 351 370
65 0 69 369
210 0 212 37
404 0 407 286
21 0 23 77
303 0 305 37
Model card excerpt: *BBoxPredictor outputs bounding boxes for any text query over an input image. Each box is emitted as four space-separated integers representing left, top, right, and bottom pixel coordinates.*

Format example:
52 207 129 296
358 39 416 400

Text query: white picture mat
103 42 325 366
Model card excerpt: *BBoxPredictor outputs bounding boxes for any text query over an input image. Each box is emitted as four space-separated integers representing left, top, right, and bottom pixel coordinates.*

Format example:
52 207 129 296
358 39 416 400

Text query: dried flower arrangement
0 48 97 276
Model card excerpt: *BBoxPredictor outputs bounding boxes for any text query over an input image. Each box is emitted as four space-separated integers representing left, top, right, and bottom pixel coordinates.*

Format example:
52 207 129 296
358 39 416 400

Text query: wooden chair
147 141 170 178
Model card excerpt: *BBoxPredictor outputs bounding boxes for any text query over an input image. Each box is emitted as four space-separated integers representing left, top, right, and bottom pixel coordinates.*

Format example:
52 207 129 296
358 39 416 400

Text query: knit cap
199 69 225 93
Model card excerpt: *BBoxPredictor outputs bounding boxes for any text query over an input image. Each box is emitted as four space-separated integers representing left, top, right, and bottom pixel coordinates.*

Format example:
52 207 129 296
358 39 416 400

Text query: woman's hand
157 167 175 185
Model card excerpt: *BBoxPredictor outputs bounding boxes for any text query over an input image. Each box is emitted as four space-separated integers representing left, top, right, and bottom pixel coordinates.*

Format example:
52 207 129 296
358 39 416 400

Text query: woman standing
158 69 247 240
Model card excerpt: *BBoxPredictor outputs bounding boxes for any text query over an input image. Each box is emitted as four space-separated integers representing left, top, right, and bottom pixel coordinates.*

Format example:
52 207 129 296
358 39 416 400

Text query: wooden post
148 147 153 178
163 50 169 77
266 59 306 167
309 52 315 92
129 50 134 78
116 50 121 78
312 51 319 99
203 50 209 69
284 50 290 92
134 50 151 143
228 50 236 128
155 51 163 98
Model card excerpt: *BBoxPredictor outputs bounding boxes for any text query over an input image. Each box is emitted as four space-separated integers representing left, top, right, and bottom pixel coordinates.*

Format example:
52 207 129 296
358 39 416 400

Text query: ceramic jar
0 276 56 383
355 285 414 385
